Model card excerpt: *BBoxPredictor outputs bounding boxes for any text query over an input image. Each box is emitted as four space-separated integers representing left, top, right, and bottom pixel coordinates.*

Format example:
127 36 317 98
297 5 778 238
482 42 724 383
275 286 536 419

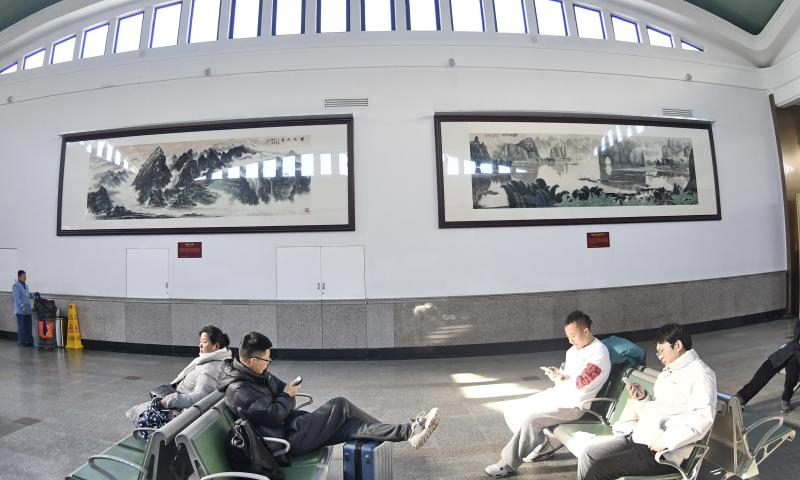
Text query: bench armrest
577 397 616 426
88 454 146 480
261 436 291 456
201 472 273 480
743 415 784 456
653 443 710 480
295 394 313 410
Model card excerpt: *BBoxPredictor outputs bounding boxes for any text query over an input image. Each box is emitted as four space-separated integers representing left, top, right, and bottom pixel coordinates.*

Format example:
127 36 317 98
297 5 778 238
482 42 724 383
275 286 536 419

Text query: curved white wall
0 36 787 300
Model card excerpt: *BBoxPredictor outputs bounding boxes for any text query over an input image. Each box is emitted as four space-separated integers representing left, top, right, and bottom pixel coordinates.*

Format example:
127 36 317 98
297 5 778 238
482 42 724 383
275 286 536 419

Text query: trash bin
55 316 67 348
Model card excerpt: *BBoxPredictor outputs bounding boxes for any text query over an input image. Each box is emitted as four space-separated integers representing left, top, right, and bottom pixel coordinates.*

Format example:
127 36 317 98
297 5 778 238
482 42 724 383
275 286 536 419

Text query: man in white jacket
485 311 611 477
578 323 717 480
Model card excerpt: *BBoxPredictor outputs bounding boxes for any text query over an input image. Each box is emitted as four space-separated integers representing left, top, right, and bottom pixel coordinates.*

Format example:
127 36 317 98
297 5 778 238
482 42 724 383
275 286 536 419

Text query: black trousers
288 397 411 457
584 441 675 480
737 355 800 403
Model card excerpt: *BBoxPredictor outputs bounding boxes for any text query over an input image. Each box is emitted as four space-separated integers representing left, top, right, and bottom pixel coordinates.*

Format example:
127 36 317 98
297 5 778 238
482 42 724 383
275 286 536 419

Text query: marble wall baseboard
0 271 787 355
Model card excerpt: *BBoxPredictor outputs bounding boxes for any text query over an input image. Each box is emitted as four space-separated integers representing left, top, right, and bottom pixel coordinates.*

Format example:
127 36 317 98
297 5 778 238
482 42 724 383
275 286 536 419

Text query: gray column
395 0 408 30
219 0 233 39
105 16 118 54
262 0 275 35
562 0 577 37
601 9 614 41
140 6 155 49
350 0 362 31
440 0 453 31
524 0 537 35
306 0 319 33
178 0 193 44
483 0 496 33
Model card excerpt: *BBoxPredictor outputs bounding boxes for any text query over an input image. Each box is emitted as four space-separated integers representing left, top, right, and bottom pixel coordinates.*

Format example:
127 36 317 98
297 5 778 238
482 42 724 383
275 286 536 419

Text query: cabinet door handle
321 282 326 289
317 283 321 289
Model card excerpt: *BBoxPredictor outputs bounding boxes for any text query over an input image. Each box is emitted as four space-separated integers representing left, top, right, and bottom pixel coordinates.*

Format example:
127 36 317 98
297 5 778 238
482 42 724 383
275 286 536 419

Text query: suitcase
343 440 393 480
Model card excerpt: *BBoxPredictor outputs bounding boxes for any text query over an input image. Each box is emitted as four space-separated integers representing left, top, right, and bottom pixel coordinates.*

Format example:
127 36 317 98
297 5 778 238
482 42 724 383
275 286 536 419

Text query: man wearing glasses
217 331 441 459
577 323 717 480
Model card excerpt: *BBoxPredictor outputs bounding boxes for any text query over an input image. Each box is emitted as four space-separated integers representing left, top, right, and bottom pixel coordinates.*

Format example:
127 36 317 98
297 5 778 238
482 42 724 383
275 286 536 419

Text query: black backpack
225 417 285 480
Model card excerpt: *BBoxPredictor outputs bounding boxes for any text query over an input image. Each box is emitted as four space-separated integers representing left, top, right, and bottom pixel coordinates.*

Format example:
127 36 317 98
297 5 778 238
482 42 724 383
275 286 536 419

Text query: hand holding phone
291 376 303 386
624 379 645 400
541 366 563 382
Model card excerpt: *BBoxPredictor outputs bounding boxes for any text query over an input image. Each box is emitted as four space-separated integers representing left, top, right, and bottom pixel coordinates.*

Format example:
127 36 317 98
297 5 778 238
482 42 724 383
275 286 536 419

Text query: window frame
81 22 110 59
681 40 703 52
361 0 396 31
150 1 184 48
610 14 639 43
229 0 264 38
23 48 46 70
493 0 528 34
573 3 604 39
0 62 18 75
114 10 145 53
51 35 77 64
405 0 441 31
646 25 673 48
317 0 351 33
272 0 307 35
533 0 568 37
188 0 223 43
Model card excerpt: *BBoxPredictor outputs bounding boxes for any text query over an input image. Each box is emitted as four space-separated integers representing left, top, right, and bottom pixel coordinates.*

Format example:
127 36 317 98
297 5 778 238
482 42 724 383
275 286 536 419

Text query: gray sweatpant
576 435 630 480
500 395 584 469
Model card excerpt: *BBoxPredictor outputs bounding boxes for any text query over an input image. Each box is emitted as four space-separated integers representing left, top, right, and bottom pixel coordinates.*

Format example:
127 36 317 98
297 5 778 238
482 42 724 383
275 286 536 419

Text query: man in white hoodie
578 323 717 480
485 311 611 477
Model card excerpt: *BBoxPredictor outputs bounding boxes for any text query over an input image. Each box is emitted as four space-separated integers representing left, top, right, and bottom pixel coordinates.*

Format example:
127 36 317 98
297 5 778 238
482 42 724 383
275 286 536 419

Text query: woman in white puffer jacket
159 325 231 410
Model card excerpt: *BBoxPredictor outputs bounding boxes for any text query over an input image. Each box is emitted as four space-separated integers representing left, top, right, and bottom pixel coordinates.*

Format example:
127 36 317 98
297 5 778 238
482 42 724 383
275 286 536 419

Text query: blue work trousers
16 314 33 345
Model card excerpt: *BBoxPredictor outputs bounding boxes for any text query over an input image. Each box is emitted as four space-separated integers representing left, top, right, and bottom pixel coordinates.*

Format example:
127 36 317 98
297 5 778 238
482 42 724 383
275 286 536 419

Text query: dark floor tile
12 417 40 426
0 422 23 438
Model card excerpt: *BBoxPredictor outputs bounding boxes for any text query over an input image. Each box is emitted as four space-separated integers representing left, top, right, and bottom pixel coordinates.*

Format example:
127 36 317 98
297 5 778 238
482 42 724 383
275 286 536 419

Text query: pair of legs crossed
288 397 427 457
577 435 674 480
499 392 584 469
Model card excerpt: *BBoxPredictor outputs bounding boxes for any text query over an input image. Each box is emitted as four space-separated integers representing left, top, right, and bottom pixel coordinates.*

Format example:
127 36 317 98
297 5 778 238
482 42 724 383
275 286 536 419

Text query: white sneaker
485 461 515 477
407 407 441 448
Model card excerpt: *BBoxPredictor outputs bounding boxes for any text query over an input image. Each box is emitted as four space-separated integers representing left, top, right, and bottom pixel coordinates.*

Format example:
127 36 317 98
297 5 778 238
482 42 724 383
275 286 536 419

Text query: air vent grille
662 108 693 118
324 98 369 108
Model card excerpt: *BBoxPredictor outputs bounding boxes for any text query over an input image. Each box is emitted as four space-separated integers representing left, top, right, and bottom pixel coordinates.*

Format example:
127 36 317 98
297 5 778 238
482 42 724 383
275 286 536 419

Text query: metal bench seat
67 390 225 480
176 398 332 480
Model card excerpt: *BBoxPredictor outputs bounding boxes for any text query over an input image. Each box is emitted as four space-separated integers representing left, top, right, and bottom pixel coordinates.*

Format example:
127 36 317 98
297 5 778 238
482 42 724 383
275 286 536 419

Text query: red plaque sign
587 232 610 248
178 242 202 258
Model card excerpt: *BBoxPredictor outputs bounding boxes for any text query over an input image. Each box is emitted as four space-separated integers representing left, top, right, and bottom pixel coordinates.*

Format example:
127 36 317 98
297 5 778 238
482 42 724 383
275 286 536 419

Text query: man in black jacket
217 332 441 457
736 319 800 413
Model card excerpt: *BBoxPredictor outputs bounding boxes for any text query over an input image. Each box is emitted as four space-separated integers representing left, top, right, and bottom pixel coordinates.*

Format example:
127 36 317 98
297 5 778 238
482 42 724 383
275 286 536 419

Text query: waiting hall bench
545 367 721 480
67 391 224 480
176 399 332 480
705 393 796 479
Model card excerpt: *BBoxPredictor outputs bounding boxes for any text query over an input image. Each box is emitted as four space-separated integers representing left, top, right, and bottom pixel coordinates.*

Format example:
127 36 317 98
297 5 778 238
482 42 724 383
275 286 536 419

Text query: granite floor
0 319 798 480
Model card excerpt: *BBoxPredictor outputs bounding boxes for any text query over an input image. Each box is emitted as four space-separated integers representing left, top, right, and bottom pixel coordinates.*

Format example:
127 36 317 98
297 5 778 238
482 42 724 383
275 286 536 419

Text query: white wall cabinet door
126 248 169 298
276 246 365 300
276 247 322 300
321 246 365 300
0 248 19 288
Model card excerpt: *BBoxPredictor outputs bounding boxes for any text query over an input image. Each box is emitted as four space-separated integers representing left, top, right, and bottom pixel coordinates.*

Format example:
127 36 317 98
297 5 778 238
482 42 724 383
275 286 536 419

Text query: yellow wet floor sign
66 303 84 350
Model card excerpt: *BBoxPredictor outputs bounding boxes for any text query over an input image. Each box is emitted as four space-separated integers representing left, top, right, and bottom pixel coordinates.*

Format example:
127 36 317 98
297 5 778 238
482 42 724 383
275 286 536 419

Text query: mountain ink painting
58 118 354 234
435 115 720 227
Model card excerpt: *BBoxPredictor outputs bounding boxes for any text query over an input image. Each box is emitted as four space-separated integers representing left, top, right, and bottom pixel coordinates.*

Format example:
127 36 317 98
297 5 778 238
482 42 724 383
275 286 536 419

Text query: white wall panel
0 43 787 299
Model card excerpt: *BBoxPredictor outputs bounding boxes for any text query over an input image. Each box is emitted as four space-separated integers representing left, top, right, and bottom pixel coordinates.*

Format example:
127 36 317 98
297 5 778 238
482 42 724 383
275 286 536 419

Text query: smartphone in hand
291 376 303 386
